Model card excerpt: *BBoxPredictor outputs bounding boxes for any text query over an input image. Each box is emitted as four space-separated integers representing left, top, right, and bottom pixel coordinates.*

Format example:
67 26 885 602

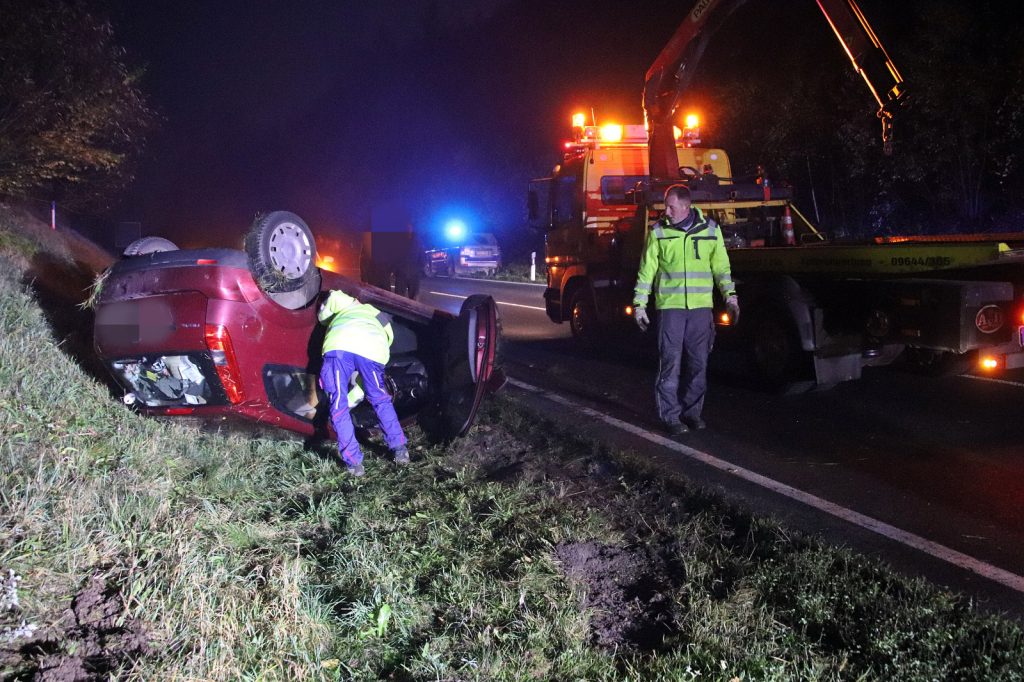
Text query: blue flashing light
444 220 467 242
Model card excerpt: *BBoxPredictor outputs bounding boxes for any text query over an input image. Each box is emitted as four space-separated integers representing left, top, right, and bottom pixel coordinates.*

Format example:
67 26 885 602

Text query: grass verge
1 211 1022 680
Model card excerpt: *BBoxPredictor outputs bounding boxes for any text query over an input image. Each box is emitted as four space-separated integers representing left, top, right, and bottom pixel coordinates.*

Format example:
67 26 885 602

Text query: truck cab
530 118 1024 388
531 120 793 338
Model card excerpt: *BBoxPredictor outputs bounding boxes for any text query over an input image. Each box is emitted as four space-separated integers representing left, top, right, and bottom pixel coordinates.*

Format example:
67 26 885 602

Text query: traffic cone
782 204 796 246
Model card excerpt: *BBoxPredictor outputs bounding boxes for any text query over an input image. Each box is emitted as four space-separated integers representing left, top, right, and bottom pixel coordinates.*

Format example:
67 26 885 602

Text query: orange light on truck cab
600 124 623 142
572 112 586 128
685 113 699 129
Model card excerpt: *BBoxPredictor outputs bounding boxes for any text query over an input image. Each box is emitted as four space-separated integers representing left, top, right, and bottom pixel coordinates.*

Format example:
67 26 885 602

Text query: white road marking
494 301 547 311
960 373 1024 389
507 377 1024 595
427 291 546 311
447 276 546 287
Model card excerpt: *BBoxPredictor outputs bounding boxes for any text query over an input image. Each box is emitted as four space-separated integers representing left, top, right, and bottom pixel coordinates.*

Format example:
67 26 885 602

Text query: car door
428 293 503 439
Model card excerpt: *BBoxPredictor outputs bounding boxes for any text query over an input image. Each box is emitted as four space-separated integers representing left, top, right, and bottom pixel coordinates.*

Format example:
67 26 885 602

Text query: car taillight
204 324 245 404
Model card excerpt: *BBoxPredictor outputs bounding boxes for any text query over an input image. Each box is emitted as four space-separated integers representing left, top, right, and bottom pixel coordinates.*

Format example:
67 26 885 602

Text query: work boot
393 447 410 465
665 421 689 436
346 462 365 477
683 417 707 431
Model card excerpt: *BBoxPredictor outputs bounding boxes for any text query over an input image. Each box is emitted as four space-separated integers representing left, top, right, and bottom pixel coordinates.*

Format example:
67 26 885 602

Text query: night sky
107 0 897 253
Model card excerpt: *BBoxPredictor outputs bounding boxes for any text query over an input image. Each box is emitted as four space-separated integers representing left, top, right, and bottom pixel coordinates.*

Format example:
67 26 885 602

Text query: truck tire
748 311 808 389
900 348 973 377
244 211 317 294
123 237 178 257
569 288 599 347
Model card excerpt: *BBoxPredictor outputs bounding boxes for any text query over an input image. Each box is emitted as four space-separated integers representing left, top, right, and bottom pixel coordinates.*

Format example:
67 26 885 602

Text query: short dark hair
664 184 691 202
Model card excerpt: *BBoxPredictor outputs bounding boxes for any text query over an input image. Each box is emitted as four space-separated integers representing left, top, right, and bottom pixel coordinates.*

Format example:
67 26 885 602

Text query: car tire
244 211 317 293
123 237 178 257
266 269 322 310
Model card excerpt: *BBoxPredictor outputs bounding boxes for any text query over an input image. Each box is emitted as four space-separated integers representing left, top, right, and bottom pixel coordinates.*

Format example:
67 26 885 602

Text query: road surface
418 274 1024 619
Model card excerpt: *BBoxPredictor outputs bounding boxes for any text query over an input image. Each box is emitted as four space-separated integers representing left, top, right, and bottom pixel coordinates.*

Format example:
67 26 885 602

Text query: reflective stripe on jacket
633 207 736 310
318 290 394 365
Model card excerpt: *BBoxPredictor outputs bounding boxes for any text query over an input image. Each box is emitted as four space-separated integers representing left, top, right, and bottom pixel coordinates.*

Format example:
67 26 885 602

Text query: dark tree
0 0 158 209
697 1 1024 237
888 2 1024 229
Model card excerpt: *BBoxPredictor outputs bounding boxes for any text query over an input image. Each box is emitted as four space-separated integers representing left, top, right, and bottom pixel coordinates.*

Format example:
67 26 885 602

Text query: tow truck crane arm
815 0 907 154
645 0 907 181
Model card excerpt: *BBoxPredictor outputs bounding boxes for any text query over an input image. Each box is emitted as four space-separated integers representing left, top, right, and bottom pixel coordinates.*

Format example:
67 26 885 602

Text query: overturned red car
93 211 503 442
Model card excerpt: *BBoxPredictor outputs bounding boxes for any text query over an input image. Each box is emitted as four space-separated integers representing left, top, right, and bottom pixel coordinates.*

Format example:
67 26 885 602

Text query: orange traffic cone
782 204 796 246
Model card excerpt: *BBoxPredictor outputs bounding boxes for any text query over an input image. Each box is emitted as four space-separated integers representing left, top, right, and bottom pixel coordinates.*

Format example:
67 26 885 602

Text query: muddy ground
446 419 723 653
1 574 151 681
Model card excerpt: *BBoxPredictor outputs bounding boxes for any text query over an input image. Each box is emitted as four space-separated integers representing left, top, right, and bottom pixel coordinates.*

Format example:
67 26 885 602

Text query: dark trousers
656 308 715 425
320 350 406 467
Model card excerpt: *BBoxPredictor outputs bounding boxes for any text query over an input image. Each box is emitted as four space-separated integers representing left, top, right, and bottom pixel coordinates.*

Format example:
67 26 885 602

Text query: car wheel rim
267 222 312 278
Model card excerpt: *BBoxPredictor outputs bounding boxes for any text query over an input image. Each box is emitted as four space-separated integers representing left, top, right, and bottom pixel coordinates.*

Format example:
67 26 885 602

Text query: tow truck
529 0 1024 387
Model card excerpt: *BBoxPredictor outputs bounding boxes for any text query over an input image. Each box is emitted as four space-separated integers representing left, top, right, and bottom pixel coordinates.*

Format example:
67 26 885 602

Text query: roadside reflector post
51 201 56 231
531 251 536 281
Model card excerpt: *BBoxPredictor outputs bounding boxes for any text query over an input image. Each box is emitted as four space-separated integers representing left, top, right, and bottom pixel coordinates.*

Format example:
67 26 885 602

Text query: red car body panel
93 247 501 440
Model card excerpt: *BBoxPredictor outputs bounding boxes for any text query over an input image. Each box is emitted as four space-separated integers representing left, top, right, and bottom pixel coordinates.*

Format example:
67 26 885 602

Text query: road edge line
507 377 1024 595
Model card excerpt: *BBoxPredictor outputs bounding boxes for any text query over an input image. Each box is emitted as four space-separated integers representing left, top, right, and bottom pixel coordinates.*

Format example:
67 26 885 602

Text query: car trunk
93 291 231 407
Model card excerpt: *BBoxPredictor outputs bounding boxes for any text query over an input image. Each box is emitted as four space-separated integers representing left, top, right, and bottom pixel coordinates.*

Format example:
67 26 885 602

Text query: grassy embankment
1 206 1023 680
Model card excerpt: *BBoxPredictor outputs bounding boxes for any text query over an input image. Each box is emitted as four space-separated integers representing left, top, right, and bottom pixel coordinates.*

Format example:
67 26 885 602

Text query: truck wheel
244 211 317 294
569 289 599 346
423 262 434 278
123 237 178 257
901 348 973 376
749 312 807 388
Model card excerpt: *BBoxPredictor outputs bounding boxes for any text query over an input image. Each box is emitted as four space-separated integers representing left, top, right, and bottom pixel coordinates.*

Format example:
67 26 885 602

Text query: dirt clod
1 573 151 681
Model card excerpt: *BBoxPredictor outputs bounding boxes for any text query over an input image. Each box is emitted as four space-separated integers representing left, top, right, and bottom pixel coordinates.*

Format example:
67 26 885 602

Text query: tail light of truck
204 324 245 404
980 354 1005 371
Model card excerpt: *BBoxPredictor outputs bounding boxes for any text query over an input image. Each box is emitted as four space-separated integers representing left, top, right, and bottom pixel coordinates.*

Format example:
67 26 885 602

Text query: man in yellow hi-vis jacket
318 290 409 476
633 185 740 436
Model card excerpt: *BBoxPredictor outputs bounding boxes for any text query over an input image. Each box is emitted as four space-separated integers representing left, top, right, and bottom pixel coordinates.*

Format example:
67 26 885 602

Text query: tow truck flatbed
729 241 1021 278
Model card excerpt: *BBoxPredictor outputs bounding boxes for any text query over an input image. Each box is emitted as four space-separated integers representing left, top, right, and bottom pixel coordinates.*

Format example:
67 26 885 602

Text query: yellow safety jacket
318 291 394 365
633 207 736 310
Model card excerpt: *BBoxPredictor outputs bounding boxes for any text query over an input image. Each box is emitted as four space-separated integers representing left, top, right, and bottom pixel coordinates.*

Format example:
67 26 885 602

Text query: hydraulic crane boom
815 0 906 153
644 0 907 181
